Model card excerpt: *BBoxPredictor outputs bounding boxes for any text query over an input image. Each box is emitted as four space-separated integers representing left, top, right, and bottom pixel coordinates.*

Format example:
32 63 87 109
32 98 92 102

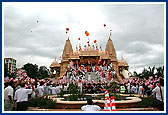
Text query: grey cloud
4 3 164 73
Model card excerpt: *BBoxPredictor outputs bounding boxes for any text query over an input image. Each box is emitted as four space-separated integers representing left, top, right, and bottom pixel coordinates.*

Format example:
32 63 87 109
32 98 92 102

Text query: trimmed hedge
27 97 57 109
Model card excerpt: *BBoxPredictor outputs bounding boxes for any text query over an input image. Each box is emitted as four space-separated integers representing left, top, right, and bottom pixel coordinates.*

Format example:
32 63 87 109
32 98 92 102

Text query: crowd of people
4 63 164 111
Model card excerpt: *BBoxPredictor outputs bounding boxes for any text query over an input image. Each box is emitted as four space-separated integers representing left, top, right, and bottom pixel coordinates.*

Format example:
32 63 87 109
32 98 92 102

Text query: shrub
135 97 155 108
27 97 56 109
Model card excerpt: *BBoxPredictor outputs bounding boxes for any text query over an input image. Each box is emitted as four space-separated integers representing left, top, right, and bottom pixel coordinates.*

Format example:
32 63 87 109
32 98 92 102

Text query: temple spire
110 30 112 39
105 34 116 57
62 37 73 60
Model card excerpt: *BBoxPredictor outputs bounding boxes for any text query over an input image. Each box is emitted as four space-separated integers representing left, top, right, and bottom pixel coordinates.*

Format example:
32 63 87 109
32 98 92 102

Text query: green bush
67 83 85 101
135 97 155 108
27 97 57 109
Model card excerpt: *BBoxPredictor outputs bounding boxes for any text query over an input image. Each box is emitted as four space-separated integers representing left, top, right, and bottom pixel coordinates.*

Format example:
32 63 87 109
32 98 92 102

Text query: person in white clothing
88 73 91 83
81 98 101 111
36 82 44 97
4 81 14 111
138 85 143 95
51 84 57 95
126 82 131 93
78 78 83 93
14 81 34 111
131 84 137 94
55 84 62 94
152 78 164 111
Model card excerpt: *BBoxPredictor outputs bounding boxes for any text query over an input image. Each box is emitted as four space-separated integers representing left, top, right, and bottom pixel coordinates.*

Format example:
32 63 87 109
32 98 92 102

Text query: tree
22 63 38 78
156 66 164 77
135 65 164 79
37 66 49 79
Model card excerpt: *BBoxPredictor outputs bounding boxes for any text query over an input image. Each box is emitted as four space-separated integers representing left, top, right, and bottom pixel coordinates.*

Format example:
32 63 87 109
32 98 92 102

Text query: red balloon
66 28 70 31
86 32 89 36
85 31 88 34
78 38 80 40
94 40 97 43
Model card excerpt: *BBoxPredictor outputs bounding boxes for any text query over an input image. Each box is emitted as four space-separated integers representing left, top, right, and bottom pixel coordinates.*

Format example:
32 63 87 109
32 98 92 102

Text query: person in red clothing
88 66 90 72
95 66 98 71
108 70 112 81
101 71 104 78
76 70 78 75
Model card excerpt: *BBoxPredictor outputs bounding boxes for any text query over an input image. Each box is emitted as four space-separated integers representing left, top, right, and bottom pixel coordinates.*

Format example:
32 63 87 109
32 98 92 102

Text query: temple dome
118 58 128 67
50 60 61 68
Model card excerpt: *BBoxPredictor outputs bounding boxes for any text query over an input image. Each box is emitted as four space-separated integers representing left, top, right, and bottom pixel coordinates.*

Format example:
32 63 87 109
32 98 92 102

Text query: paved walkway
85 72 118 82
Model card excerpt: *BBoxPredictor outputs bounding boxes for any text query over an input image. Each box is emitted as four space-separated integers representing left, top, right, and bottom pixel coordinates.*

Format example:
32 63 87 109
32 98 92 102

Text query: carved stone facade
50 36 129 81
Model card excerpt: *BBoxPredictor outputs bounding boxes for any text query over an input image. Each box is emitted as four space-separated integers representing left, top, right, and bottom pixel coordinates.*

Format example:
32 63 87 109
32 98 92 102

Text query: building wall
4 58 16 74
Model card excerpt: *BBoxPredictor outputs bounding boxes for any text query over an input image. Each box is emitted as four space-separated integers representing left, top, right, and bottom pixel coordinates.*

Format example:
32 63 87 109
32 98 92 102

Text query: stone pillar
50 68 54 78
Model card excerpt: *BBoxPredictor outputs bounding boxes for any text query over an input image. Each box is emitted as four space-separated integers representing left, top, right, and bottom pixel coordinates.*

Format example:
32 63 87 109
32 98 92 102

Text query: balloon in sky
85 31 89 36
85 31 87 34
104 24 106 27
66 28 70 31
94 40 97 43
78 38 80 40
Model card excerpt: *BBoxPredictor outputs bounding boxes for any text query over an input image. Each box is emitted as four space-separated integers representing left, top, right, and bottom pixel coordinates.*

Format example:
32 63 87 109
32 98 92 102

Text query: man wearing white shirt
4 81 14 111
81 98 101 111
152 78 164 111
36 82 44 97
126 82 131 93
55 84 62 94
14 81 34 111
51 84 57 95
88 73 91 83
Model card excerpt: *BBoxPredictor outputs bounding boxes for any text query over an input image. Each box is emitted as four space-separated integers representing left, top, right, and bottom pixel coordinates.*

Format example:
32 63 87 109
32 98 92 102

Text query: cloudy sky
3 2 165 73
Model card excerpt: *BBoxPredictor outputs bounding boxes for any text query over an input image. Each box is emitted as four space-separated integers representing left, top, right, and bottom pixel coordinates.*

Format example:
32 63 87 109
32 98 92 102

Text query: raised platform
49 94 142 109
